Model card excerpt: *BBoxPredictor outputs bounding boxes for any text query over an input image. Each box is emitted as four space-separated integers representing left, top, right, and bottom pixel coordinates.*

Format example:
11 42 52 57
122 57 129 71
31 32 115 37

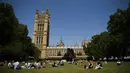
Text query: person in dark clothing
52 62 57 67
84 65 87 69
86 61 93 69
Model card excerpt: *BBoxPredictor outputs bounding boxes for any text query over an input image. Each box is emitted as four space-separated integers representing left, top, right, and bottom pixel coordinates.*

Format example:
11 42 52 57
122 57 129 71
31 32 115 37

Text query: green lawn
0 62 130 73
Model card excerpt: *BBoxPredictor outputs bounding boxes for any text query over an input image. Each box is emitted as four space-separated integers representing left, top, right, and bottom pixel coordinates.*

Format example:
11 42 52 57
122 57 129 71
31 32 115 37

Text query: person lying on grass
95 61 103 70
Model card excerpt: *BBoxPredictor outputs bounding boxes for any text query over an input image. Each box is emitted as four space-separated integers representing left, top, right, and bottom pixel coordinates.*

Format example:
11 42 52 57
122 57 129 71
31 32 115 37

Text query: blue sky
2 0 130 46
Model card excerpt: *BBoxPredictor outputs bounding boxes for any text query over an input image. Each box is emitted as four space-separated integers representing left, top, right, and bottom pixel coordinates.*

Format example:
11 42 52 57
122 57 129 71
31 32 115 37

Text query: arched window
41 36 43 44
38 36 40 44
36 36 38 44
38 24 40 31
41 24 44 31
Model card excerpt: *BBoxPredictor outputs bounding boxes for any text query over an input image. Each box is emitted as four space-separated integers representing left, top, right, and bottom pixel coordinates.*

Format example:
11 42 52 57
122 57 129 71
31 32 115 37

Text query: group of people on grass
7 60 65 70
7 59 121 70
21 61 46 69
83 60 121 70
84 61 103 70
8 61 46 70
8 61 21 70
52 61 64 67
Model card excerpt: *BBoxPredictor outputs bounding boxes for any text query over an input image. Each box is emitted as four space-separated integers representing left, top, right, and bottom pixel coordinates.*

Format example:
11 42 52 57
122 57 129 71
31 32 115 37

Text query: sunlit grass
0 62 130 73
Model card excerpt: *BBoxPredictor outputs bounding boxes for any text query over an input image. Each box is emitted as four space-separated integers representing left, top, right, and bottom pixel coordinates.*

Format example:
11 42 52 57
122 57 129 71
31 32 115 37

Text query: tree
63 48 76 61
0 3 20 60
85 4 130 58
77 52 82 56
0 3 41 60
70 49 76 58
85 31 124 58
0 23 41 60
85 32 109 58
0 3 18 46
57 51 61 56
107 5 130 56
28 43 41 59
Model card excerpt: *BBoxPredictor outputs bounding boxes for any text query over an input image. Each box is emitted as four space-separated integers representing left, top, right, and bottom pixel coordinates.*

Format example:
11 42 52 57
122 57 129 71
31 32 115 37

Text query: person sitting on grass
86 61 93 69
95 61 103 70
34 61 41 69
8 62 14 69
37 62 41 69
117 60 121 66
60 61 64 66
103 57 107 64
21 62 27 69
52 62 58 67
84 64 87 69
30 63 35 69
13 61 21 70
39 62 46 68
43 62 46 68
27 62 31 69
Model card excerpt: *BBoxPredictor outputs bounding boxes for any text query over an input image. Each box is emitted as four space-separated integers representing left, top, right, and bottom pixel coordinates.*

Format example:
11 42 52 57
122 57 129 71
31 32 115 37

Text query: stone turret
56 37 65 47
82 40 87 47
59 39 64 47
35 9 39 19
45 8 50 15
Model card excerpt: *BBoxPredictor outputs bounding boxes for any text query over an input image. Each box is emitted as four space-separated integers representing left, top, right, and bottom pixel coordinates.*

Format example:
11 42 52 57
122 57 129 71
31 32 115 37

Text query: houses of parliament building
32 9 87 59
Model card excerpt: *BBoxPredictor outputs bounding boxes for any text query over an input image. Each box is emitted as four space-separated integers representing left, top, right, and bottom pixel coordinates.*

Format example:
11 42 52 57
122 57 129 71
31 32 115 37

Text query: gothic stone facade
32 9 87 59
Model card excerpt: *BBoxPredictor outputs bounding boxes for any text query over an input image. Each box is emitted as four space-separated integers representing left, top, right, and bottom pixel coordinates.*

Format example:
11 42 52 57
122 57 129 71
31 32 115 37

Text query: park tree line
84 5 130 58
0 3 41 61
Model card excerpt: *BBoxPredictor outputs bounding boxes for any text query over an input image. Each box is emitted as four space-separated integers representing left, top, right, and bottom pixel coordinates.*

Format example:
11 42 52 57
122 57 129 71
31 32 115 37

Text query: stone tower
32 9 50 58
82 40 87 47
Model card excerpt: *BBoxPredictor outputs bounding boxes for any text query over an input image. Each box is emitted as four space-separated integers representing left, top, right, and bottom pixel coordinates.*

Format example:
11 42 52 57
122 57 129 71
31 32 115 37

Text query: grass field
0 62 130 73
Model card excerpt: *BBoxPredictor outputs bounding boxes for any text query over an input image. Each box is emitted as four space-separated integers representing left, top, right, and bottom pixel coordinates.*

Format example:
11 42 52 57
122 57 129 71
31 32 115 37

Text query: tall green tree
85 4 130 58
0 3 40 60
0 3 18 46
86 31 111 58
107 5 130 56
85 31 124 58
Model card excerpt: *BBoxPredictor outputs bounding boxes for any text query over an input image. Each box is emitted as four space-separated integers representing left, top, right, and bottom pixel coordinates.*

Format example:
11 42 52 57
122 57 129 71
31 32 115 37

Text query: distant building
32 9 87 59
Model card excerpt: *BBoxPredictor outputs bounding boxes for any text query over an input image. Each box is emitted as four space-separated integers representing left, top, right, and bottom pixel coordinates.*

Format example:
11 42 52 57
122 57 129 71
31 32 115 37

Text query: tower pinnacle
46 8 50 15
36 9 39 14
59 36 64 47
